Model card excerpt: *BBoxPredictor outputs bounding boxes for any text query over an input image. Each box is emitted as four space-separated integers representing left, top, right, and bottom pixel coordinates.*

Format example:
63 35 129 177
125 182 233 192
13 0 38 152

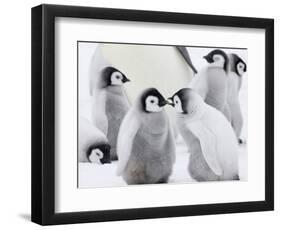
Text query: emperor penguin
90 65 131 161
168 88 239 181
226 53 247 143
116 88 176 185
79 117 111 164
189 49 230 120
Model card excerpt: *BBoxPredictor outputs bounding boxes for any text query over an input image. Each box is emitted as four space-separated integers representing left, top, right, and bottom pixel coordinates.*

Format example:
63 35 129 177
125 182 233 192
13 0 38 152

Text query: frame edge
31 4 44 225
31 4 275 225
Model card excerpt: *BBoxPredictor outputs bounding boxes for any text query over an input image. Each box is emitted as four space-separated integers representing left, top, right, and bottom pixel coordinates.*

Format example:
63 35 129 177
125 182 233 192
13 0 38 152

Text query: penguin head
140 88 168 113
203 49 229 71
86 143 111 164
230 53 247 77
102 67 130 87
168 88 204 116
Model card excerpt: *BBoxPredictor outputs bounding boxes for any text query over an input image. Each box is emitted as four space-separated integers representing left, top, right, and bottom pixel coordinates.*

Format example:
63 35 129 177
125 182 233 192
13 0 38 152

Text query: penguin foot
238 138 247 145
234 174 240 180
157 177 169 184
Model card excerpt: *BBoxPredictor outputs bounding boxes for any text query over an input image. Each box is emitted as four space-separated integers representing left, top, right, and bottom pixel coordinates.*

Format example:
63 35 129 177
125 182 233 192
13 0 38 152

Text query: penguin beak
203 55 213 63
159 99 168 107
123 77 131 83
166 97 175 106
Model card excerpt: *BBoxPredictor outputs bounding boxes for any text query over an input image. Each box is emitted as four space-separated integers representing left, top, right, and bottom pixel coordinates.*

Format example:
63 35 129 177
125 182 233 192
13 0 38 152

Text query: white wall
0 0 279 229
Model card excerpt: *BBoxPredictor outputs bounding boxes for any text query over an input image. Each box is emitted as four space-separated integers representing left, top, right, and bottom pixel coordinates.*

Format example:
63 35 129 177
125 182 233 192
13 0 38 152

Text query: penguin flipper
187 121 223 176
176 46 198 74
228 98 243 139
116 109 140 175
189 70 208 99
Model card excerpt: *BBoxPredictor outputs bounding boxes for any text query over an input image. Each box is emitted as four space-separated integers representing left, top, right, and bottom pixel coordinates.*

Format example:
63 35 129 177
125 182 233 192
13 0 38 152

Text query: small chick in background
189 49 230 120
79 117 111 164
168 88 239 181
90 65 131 161
226 53 247 144
117 88 176 184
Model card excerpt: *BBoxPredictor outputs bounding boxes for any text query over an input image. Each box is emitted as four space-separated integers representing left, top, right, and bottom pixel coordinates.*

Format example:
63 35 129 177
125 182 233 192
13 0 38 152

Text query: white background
0 0 279 229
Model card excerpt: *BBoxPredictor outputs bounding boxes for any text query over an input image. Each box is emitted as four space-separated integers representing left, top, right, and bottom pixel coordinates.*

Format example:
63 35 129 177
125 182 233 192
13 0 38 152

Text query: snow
78 44 248 188
79 141 193 188
79 137 247 188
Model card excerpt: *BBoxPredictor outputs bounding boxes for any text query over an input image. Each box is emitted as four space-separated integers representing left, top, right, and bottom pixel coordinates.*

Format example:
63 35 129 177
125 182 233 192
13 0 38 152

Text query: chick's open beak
203 55 213 63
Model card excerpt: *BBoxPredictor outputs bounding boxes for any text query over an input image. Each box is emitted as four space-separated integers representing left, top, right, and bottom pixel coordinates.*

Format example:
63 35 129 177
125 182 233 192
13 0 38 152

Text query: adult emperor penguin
189 49 230 120
226 53 247 143
90 65 131 161
116 88 176 185
168 88 239 181
79 117 111 164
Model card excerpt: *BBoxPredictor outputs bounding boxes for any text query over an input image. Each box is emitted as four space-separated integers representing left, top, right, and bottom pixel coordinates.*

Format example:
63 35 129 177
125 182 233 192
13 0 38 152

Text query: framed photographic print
31 4 274 225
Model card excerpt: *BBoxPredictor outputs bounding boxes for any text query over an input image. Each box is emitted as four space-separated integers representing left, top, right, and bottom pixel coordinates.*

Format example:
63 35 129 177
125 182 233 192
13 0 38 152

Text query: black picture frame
31 4 274 225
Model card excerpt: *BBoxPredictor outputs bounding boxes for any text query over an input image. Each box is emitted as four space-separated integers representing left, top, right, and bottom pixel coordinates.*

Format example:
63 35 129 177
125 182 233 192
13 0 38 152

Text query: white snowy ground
78 46 248 188
79 138 247 188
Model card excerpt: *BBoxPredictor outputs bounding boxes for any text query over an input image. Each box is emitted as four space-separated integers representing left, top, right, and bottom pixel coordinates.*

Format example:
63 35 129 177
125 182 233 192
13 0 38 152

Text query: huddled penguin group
80 47 247 184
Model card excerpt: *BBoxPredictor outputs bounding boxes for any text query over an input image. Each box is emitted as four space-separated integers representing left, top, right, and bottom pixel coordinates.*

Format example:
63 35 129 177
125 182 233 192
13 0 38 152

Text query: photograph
31 4 274 225
78 42 248 188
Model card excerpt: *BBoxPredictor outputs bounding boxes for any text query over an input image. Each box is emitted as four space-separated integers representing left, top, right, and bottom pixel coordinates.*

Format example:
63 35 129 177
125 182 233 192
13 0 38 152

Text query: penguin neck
179 102 206 122
105 85 130 110
138 110 168 134
106 85 125 95
209 61 224 69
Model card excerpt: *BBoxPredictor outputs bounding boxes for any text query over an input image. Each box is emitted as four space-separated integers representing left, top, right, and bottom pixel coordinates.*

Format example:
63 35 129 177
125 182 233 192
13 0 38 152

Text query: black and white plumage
228 53 247 91
226 53 247 143
168 88 239 181
116 88 176 184
90 65 131 161
79 118 111 164
189 49 230 120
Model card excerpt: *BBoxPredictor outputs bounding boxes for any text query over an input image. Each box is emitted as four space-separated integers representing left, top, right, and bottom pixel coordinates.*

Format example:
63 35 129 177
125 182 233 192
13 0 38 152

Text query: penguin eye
150 99 155 104
116 75 120 79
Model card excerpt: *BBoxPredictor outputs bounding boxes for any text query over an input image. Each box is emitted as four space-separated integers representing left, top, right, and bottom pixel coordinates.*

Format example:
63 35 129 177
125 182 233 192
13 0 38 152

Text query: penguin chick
79 117 111 164
116 88 176 185
189 49 230 120
168 88 239 181
226 53 247 143
228 53 247 91
91 66 131 161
